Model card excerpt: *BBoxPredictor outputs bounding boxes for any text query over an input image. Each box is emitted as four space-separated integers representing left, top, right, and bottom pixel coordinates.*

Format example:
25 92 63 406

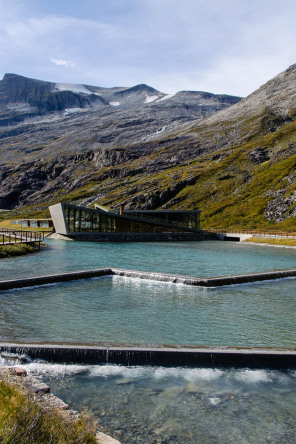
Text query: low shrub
0 244 35 258
0 380 97 443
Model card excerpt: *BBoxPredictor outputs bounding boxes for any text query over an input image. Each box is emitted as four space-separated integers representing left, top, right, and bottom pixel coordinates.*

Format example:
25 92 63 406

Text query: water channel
1 240 296 442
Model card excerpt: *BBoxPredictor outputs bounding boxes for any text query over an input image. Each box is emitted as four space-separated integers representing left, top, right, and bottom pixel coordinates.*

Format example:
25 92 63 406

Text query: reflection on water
2 356 294 444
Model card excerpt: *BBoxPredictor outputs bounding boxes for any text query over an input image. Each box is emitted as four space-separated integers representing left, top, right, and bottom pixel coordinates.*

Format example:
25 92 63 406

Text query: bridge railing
205 228 296 239
0 228 46 245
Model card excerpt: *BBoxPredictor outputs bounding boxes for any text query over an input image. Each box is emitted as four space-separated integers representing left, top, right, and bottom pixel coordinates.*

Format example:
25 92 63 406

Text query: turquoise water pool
1 275 296 347
0 240 295 347
1 240 296 442
1 239 296 280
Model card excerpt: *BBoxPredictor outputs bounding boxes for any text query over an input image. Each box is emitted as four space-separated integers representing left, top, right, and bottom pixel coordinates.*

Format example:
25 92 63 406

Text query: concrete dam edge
0 343 296 370
1 266 296 290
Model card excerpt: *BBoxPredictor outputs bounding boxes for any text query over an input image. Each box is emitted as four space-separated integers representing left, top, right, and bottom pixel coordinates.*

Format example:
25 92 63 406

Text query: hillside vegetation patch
0 379 97 443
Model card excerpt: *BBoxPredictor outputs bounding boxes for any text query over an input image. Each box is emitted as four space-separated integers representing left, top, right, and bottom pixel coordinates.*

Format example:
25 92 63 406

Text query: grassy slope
0 380 96 443
0 244 35 258
176 120 296 230
55 117 296 231
244 237 296 247
1 101 296 231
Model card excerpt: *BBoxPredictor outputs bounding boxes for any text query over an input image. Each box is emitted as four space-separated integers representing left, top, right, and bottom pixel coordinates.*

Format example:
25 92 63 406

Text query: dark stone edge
0 268 113 290
1 343 296 370
1 267 296 290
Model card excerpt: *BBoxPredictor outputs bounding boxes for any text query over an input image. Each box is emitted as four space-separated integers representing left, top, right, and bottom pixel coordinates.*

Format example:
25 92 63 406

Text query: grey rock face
3 65 296 220
0 73 242 211
0 74 109 126
0 63 294 226
265 189 296 222
0 73 241 136
248 147 270 164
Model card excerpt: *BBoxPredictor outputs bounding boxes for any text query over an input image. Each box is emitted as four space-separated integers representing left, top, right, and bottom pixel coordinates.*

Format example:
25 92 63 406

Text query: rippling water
0 275 296 347
1 240 296 442
1 239 296 279
1 355 295 444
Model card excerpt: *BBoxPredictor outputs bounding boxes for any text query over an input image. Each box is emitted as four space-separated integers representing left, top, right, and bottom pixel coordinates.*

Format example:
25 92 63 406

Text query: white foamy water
1 356 295 442
0 356 8 366
14 361 293 387
235 369 272 383
153 366 224 381
26 362 296 443
21 362 226 382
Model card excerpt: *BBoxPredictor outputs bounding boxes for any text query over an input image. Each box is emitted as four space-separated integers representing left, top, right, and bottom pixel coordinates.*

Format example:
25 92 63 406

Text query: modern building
10 219 53 229
49 202 214 241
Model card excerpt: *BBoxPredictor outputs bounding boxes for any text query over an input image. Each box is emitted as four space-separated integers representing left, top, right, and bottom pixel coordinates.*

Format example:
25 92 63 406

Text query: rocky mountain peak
1 65 296 230
118 83 160 94
201 63 296 127
3 73 31 81
0 73 242 129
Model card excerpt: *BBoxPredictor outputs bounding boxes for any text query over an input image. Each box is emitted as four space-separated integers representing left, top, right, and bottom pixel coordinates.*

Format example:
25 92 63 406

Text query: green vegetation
0 380 97 443
0 235 10 243
0 207 52 223
166 120 296 230
244 237 296 247
0 244 35 258
2 96 296 232
72 116 296 231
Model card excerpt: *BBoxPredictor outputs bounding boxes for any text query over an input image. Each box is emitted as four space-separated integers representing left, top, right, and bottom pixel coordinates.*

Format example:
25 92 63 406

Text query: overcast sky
0 0 295 97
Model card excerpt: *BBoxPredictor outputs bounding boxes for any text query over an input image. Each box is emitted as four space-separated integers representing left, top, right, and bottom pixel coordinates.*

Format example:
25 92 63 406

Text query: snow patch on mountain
63 108 85 115
157 94 176 102
109 102 120 106
144 95 159 103
140 126 167 142
55 83 91 94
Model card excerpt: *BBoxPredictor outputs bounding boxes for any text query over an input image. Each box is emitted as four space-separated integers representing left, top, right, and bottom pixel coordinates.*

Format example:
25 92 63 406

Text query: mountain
0 73 241 166
0 73 239 126
0 65 296 230
0 73 241 209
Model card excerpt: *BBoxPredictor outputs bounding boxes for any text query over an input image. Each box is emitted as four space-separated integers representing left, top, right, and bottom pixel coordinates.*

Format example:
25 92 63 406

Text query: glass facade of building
62 204 201 234
125 210 200 230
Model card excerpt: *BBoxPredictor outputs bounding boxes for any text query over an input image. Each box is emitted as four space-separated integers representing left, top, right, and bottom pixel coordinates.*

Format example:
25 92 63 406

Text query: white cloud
50 58 75 69
0 0 295 95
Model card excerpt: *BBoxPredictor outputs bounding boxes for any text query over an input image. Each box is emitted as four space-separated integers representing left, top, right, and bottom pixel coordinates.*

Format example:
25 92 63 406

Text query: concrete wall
49 203 68 235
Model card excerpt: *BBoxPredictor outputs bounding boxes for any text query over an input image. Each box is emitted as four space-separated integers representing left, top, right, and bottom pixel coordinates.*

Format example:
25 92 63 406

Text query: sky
0 0 295 97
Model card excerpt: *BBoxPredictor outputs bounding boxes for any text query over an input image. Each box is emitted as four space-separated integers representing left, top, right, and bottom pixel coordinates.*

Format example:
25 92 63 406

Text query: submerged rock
10 367 27 377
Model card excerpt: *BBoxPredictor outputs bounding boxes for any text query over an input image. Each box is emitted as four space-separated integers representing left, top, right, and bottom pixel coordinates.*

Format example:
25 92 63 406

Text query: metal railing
205 228 296 239
0 228 45 246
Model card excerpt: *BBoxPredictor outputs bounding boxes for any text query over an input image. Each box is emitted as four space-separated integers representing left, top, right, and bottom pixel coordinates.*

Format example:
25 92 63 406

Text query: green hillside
1 64 296 231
